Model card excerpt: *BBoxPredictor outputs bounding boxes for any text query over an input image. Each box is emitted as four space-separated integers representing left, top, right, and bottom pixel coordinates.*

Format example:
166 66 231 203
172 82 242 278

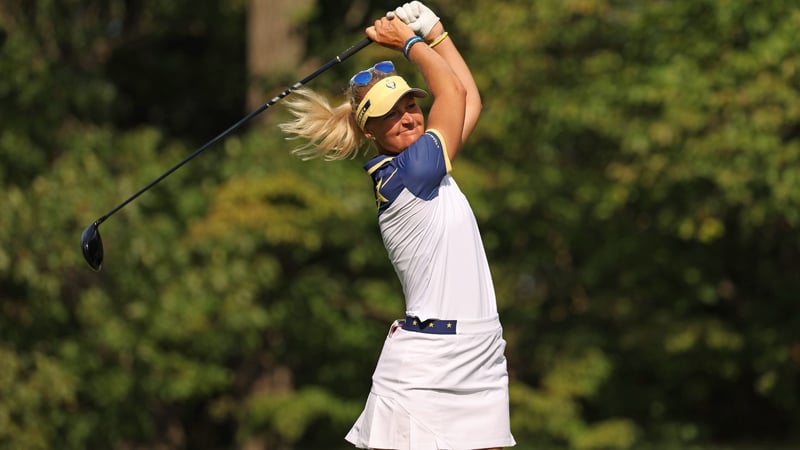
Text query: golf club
81 37 372 271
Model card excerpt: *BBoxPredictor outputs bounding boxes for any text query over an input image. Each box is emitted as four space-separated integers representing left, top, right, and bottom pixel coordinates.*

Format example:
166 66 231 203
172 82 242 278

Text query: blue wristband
403 36 424 59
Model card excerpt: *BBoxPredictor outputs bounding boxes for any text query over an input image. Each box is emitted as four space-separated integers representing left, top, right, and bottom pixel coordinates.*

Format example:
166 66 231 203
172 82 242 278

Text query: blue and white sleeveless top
363 130 498 321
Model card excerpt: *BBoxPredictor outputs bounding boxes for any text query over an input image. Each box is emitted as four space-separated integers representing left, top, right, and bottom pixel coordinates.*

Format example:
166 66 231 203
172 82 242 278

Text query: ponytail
278 88 368 161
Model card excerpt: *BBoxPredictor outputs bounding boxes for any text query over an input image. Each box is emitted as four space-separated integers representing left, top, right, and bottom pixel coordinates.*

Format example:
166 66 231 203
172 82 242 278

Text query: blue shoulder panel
363 131 450 214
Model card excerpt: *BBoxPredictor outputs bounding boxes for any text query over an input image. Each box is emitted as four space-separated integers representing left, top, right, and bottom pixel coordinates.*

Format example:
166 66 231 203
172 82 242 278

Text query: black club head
81 222 104 271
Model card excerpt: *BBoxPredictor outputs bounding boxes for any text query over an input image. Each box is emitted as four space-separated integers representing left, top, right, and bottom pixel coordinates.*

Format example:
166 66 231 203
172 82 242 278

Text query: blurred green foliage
2 0 800 448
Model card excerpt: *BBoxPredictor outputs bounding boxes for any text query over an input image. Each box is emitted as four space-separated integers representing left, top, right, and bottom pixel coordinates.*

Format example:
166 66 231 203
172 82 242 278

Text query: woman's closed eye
387 101 418 119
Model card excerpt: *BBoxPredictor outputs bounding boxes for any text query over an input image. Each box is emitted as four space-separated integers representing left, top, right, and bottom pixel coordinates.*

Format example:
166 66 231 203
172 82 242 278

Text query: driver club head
81 222 104 271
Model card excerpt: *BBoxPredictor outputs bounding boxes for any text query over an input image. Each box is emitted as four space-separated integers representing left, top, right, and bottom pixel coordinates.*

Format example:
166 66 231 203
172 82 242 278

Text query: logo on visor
386 80 396 89
356 100 371 126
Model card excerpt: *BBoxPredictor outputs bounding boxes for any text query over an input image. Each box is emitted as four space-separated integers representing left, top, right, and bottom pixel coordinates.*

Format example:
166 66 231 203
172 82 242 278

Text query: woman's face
366 94 425 155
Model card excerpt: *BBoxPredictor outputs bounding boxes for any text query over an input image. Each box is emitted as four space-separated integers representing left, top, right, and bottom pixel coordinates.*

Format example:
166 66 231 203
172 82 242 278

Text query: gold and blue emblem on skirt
401 316 457 334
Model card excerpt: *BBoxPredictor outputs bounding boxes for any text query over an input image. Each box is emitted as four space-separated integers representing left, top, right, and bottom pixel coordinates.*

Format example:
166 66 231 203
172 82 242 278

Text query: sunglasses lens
351 61 396 87
351 70 372 86
374 61 394 73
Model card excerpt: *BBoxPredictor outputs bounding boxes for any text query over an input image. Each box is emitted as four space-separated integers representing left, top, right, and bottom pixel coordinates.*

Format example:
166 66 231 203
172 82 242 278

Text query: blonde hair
278 70 394 160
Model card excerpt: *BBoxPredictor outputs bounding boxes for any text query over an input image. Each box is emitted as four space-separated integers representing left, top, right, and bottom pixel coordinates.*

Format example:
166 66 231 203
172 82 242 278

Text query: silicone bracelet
403 36 425 59
428 31 449 48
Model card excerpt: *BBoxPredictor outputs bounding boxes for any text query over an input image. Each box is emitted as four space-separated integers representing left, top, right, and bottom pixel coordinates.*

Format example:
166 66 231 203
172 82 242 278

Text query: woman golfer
280 2 515 449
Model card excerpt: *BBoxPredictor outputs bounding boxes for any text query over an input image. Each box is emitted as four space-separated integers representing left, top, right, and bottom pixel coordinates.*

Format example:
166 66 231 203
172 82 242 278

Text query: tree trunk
246 0 312 114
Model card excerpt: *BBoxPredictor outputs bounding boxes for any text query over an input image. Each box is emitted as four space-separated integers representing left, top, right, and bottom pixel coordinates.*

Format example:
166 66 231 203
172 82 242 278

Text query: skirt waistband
400 315 501 335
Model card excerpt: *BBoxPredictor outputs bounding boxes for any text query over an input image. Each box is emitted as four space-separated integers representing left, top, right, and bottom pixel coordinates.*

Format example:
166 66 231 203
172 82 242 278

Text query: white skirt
345 315 516 449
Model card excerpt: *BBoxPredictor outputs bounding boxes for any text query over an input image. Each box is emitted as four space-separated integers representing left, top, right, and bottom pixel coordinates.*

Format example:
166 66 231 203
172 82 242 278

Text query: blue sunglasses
349 61 395 88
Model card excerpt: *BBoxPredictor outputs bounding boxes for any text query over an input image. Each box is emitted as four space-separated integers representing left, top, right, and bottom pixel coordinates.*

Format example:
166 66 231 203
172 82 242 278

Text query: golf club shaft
94 37 372 226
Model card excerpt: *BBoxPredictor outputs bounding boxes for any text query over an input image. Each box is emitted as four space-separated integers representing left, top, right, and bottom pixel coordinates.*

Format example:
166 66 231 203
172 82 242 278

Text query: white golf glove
390 1 440 39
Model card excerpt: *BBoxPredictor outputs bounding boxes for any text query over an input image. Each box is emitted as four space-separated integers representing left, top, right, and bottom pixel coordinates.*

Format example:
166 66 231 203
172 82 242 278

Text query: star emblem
374 178 389 206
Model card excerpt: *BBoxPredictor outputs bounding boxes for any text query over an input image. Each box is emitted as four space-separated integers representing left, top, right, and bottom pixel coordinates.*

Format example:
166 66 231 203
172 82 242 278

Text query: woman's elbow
468 90 482 119
472 96 483 113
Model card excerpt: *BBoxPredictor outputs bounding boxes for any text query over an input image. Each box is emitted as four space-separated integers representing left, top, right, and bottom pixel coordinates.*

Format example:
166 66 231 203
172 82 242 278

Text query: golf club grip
92 37 373 225
337 37 373 63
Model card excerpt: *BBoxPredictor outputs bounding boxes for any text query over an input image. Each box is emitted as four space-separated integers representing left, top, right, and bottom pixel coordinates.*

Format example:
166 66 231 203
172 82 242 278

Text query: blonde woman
280 2 515 449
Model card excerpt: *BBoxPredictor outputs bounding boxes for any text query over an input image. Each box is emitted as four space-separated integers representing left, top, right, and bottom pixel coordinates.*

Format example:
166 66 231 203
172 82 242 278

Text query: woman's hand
391 1 441 40
366 16 416 51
